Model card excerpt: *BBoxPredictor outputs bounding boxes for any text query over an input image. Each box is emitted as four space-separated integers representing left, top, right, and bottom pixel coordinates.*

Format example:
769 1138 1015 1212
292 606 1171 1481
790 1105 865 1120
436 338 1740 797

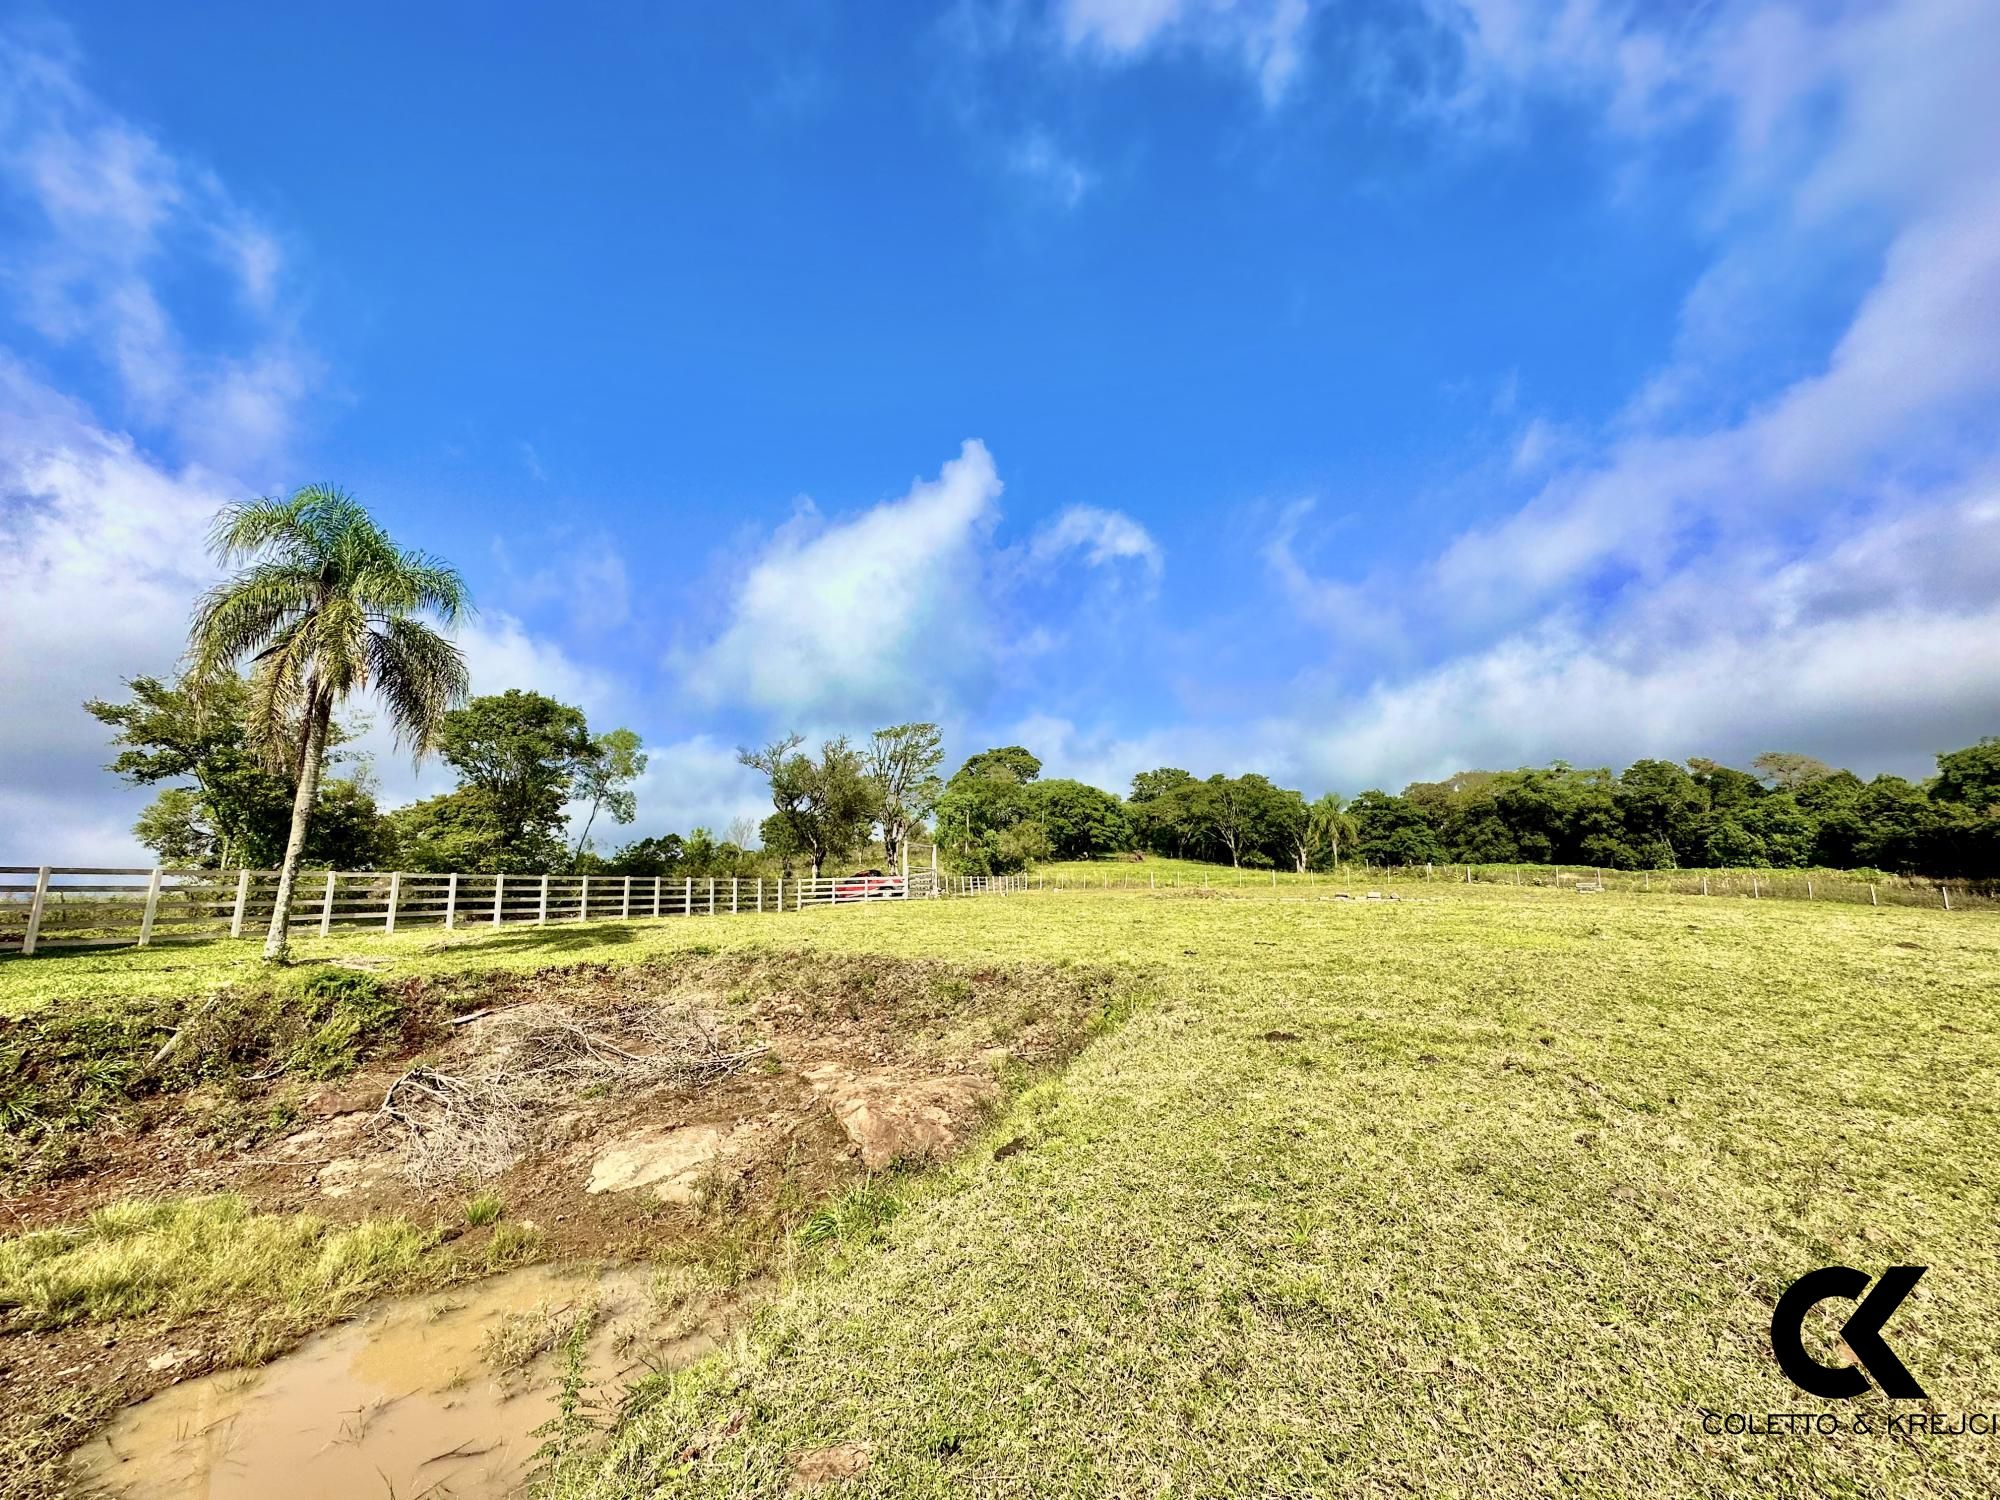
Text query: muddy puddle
69 1263 731 1500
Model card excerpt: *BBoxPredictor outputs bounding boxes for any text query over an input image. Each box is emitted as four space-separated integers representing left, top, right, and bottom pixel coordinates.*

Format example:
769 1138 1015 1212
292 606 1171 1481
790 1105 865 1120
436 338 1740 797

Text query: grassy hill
4 882 1997 1497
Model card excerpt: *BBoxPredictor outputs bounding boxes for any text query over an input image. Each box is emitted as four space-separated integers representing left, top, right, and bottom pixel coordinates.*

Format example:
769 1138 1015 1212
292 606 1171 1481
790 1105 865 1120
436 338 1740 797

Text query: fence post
757 877 764 913
493 872 505 926
21 865 52 956
230 867 251 939
653 876 662 917
1870 884 1878 907
445 871 459 930
709 878 716 915
138 866 164 948
384 871 400 933
581 875 590 922
322 870 337 936
776 877 783 911
1702 876 1709 896
685 876 693 915
1806 879 1813 900
621 876 631 921
1942 886 1952 912
732 877 739 914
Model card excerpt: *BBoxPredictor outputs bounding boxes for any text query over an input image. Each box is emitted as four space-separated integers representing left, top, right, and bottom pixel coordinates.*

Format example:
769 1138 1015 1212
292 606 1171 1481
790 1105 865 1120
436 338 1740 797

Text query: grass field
5 882 1999 1496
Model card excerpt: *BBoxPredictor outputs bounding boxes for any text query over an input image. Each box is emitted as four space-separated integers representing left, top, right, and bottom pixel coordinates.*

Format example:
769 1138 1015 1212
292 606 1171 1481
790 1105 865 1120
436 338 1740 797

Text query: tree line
914 743 2000 880
86 488 1999 960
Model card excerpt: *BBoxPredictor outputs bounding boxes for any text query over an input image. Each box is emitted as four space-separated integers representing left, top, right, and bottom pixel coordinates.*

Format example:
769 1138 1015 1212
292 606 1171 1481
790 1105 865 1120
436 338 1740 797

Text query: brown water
70 1263 731 1500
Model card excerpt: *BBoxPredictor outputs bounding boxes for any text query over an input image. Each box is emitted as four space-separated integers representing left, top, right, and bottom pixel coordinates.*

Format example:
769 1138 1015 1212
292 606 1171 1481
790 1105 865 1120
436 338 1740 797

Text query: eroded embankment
0 951 1139 1499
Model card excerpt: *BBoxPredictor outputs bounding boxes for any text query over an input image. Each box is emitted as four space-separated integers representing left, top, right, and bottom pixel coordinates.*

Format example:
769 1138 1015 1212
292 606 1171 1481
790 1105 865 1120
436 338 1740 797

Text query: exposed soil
0 951 1126 1498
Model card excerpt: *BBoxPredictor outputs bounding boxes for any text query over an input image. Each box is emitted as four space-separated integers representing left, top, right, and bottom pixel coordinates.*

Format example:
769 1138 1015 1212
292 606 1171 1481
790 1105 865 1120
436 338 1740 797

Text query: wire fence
1029 860 1997 910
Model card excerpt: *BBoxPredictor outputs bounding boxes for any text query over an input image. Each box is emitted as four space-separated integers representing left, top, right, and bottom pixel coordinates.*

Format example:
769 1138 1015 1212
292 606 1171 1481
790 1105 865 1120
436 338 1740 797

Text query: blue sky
4 1 1998 862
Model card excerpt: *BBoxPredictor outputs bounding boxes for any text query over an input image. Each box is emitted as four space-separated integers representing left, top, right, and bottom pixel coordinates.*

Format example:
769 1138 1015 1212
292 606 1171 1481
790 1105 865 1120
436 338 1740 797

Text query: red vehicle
832 869 904 902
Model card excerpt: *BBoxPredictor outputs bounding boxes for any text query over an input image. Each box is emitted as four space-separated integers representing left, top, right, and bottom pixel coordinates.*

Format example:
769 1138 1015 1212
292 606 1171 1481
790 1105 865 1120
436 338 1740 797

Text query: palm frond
244 652 311 772
186 565 317 679
194 484 472 772
365 615 469 758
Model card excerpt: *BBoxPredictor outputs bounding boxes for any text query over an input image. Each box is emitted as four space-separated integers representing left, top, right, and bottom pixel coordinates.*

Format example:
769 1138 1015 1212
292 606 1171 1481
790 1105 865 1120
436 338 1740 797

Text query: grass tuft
485 1219 546 1268
0 1195 434 1332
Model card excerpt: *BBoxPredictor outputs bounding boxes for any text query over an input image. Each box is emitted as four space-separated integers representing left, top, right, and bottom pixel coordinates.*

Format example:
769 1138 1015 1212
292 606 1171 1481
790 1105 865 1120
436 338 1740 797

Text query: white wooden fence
0 864 1045 956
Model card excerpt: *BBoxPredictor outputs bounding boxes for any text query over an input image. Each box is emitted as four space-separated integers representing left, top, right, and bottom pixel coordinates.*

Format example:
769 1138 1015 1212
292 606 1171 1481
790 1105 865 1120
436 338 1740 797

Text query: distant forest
88 674 1998 881
914 740 2000 880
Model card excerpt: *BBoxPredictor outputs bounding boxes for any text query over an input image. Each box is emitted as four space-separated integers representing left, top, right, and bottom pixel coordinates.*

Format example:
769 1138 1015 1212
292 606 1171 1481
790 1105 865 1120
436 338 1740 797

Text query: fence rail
2 855 1981 957
0 862 996 956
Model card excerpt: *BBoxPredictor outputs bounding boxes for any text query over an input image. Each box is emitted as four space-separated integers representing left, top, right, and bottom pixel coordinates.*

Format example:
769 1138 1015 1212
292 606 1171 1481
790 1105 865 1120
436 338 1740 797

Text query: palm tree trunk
571 798 602 867
263 688 329 961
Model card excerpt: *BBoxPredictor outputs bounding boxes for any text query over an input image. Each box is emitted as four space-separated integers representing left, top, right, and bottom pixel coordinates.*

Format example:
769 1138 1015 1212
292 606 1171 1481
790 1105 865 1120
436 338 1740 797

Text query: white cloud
1030 504 1162 578
0 31 608 866
491 530 633 635
0 363 235 864
1056 0 1314 103
0 353 622 863
0 28 316 470
687 439 1005 719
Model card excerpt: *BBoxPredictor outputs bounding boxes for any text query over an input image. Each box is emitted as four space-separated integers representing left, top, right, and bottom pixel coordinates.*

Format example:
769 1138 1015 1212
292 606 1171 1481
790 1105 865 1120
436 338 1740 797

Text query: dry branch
374 1004 766 1184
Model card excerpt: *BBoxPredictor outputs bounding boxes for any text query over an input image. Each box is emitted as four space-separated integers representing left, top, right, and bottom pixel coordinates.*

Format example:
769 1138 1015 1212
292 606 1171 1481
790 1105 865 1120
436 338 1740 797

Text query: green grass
464 1190 506 1227
6 885 1999 1496
535 885 1993 1499
0 1195 435 1338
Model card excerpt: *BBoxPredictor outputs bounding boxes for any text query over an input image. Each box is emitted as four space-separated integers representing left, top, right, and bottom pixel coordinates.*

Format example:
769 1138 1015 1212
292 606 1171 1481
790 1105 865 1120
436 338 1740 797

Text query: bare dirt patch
0 951 1129 1497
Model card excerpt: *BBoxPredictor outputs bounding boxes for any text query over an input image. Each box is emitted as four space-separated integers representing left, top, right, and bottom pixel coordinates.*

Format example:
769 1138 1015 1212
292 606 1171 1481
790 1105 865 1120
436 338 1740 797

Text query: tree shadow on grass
418 925 643 958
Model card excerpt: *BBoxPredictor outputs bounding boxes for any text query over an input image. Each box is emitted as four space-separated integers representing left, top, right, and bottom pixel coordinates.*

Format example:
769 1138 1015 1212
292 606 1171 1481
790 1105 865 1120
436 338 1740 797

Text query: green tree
865 723 944 869
741 734 878 877
433 690 595 867
605 834 686 878
1128 769 1205 858
1030 779 1132 860
570 727 647 865
932 743 1053 873
86 671 387 868
1129 767 1194 804
1751 751 1834 791
388 788 526 873
130 787 218 866
1615 759 1708 867
1201 774 1294 867
1306 792 1359 870
1688 758 1764 811
1850 775 1942 872
188 489 469 958
1350 790 1446 866
1933 737 2000 812
1491 765 1628 867
954 745 1042 785
1740 793 1816 868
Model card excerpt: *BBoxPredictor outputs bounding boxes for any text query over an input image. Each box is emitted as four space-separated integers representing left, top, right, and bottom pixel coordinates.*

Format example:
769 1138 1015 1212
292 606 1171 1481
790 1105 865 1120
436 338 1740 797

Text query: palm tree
188 487 470 960
1309 792 1358 872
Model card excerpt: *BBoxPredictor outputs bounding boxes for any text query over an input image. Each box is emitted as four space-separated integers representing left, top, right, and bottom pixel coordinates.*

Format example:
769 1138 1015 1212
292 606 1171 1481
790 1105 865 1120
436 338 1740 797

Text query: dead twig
374 1004 766 1185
